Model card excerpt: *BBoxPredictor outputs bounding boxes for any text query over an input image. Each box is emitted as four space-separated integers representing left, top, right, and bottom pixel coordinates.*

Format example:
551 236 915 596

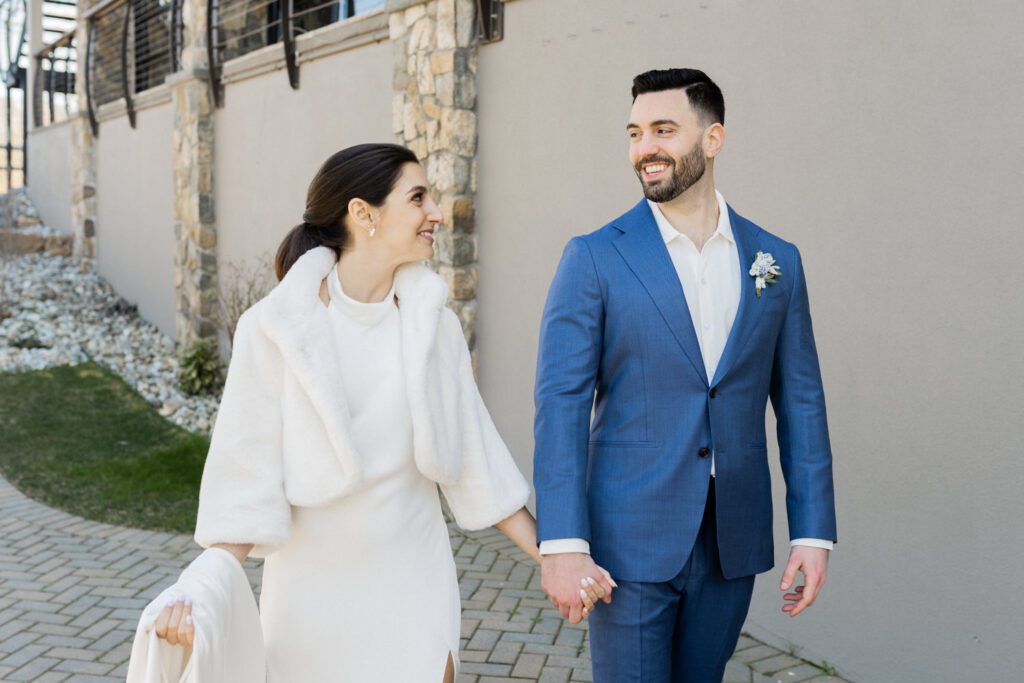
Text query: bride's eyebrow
406 185 428 196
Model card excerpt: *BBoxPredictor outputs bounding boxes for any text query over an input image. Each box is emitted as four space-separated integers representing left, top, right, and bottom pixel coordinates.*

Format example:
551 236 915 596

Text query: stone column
27 0 43 133
389 0 480 363
69 4 97 262
168 0 218 348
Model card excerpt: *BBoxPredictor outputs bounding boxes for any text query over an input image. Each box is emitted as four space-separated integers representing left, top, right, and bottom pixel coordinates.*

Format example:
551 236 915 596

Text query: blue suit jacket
533 199 837 582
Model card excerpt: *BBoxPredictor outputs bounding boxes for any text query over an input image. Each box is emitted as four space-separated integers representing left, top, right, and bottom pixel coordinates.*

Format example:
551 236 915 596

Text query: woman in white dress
151 144 614 682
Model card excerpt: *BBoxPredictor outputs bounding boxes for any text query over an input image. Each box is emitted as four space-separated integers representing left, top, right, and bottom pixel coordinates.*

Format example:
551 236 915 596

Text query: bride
151 144 613 681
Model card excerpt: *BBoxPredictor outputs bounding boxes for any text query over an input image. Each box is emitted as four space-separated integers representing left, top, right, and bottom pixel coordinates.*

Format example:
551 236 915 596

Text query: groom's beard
635 141 707 203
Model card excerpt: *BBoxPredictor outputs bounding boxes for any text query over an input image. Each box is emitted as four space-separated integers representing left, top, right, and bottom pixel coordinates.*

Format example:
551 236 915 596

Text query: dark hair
274 143 420 280
631 68 725 126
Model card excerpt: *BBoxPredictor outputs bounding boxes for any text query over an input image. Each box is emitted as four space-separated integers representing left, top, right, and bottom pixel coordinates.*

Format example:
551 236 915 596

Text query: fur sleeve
438 310 531 530
193 305 292 558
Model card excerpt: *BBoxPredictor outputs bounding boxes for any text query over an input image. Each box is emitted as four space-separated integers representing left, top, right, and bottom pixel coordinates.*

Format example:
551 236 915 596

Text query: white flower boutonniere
749 251 781 298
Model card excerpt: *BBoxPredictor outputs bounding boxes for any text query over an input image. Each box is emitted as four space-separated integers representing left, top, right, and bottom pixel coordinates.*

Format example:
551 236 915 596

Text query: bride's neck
335 251 395 304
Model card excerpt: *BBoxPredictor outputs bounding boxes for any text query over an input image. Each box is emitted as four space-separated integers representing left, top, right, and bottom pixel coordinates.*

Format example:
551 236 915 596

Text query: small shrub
177 338 224 396
216 256 274 347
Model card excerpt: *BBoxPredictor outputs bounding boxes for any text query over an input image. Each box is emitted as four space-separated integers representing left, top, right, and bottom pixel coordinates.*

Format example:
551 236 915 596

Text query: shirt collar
648 190 734 246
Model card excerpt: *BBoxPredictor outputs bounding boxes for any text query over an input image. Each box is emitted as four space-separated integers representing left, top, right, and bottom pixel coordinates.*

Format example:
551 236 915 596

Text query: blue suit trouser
589 479 756 682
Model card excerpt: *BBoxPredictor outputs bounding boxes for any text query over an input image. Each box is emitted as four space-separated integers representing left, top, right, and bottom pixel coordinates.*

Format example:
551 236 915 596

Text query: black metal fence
33 29 77 127
77 0 513 131
84 0 183 133
207 0 383 105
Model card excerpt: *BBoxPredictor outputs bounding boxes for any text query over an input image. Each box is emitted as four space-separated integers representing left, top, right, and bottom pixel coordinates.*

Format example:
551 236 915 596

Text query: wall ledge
96 82 172 124
220 9 389 88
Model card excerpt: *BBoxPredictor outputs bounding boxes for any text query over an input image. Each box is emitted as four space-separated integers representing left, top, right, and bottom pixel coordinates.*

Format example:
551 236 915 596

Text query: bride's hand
154 598 194 646
577 565 617 618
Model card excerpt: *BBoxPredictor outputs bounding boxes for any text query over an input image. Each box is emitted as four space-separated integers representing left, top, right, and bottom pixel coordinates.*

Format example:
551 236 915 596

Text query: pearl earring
368 225 376 238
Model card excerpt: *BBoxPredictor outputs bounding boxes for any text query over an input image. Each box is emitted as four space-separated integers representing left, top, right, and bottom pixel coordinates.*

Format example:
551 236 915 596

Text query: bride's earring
368 223 376 238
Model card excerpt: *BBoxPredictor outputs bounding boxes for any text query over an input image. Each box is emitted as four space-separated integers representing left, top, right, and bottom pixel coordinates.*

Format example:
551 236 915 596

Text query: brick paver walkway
0 475 849 682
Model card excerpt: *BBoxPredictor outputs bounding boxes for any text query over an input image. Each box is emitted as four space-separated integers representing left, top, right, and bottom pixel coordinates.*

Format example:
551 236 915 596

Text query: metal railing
1 0 27 190
33 28 77 127
476 0 501 44
207 0 382 107
83 0 183 135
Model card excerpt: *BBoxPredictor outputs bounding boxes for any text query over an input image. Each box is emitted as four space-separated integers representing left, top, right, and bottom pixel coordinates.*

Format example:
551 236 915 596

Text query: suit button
709 387 718 398
698 447 711 458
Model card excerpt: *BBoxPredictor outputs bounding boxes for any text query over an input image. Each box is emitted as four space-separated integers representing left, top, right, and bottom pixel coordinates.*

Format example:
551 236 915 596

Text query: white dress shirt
540 191 832 556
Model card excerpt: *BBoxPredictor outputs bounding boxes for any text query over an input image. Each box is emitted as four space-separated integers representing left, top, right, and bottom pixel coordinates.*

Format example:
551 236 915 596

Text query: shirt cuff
791 538 834 550
539 538 591 555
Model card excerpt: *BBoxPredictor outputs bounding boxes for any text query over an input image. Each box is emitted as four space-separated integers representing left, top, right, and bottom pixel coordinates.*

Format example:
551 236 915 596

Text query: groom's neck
656 175 720 250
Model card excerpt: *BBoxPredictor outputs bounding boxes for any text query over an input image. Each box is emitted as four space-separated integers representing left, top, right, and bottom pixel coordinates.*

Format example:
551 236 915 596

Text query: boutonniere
749 251 781 298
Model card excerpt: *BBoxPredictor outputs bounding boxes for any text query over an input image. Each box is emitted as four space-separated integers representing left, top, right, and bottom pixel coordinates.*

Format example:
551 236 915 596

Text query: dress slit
440 650 456 683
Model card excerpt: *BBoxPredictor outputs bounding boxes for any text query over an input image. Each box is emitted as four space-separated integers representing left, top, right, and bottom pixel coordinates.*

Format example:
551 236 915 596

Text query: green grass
0 362 209 533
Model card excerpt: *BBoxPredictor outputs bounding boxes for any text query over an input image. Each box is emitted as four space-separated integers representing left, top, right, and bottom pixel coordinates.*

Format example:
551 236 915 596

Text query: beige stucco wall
27 120 74 233
213 38 394 281
475 1 1023 681
95 98 177 336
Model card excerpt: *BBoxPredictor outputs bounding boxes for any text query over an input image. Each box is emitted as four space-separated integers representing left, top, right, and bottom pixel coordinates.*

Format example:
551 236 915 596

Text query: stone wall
70 3 97 262
170 0 218 347
389 0 480 361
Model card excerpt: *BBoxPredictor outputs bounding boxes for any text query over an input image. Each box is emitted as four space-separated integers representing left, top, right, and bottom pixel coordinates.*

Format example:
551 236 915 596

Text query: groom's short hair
631 68 725 126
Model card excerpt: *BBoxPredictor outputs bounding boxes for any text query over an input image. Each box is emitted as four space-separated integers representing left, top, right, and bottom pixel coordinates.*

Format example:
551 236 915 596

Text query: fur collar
257 246 455 493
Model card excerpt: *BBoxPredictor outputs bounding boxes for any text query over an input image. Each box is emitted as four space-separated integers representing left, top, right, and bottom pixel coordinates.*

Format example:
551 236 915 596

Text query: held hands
540 553 617 624
154 598 195 647
780 546 829 617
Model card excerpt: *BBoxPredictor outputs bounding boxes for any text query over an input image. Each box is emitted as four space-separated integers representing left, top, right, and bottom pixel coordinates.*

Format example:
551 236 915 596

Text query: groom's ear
703 122 726 160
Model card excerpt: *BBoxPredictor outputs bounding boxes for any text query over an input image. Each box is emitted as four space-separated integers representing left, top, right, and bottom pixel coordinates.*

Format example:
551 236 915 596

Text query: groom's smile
640 160 672 181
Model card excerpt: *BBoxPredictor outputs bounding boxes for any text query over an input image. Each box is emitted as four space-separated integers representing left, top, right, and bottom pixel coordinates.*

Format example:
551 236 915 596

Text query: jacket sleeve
194 306 292 558
769 246 838 543
438 309 531 531
533 237 604 544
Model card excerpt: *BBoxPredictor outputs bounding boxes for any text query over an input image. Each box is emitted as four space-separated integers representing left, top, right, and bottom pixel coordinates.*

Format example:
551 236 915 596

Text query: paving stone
0 473 852 682
752 653 805 674
538 667 571 683
488 639 523 664
725 658 754 682
512 653 546 678
7 655 60 681
733 644 785 664
767 663 831 681
51 658 116 675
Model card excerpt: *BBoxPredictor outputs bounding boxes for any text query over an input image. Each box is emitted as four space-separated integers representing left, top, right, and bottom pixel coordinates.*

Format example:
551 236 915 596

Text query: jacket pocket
588 440 661 448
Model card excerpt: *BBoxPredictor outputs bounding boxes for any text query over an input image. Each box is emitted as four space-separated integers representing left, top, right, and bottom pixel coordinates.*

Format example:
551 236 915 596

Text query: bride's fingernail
185 615 193 626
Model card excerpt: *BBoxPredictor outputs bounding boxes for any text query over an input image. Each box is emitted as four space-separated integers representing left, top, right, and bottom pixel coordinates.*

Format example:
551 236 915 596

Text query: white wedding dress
258 268 460 681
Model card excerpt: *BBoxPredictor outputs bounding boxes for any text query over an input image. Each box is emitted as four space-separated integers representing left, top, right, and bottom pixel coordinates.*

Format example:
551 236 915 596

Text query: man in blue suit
534 68 838 681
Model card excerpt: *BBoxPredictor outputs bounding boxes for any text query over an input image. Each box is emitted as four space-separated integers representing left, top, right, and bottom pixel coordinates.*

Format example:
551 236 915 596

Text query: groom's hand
541 553 614 625
780 546 829 618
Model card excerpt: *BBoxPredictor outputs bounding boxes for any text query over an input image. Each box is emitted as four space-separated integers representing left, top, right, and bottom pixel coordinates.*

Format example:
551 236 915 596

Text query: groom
533 68 837 681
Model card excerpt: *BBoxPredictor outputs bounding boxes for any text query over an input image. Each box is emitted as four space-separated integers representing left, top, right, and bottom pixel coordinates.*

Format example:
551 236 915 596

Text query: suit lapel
612 200 709 386
710 206 767 387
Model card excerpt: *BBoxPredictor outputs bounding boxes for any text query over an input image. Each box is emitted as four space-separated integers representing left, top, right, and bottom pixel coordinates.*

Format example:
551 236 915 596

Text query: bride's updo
274 143 419 280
